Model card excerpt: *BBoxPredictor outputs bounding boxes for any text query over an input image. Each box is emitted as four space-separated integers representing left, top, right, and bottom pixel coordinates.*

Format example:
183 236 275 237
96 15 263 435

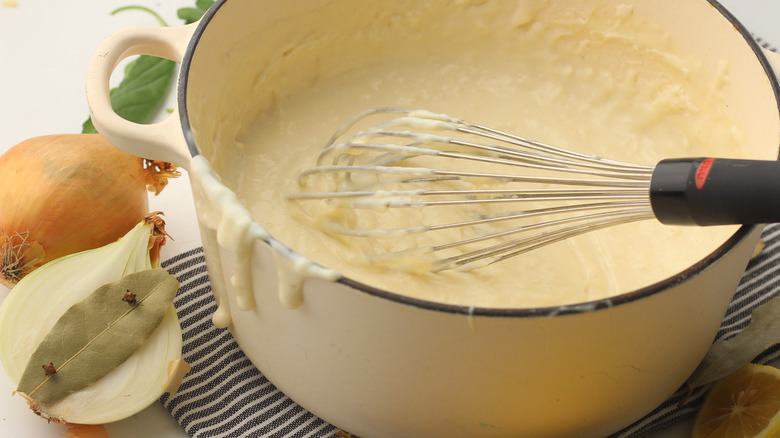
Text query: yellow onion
0 134 177 287
0 215 183 424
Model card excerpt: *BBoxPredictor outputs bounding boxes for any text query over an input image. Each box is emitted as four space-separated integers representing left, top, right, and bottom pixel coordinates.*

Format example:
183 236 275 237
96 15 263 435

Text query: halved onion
0 216 182 424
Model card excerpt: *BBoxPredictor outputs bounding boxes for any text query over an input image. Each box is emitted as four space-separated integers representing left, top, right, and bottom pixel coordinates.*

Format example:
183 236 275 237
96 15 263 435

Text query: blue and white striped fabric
159 249 338 437
157 222 780 438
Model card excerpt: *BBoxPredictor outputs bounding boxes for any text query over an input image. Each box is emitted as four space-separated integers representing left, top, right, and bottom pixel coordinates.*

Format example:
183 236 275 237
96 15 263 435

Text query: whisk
288 107 780 272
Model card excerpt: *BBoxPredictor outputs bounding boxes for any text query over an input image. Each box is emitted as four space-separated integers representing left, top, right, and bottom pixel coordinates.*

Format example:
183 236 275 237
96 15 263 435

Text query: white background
0 0 778 437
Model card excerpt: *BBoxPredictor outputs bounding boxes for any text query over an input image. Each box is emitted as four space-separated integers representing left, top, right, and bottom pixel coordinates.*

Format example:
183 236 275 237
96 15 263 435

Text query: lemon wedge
692 363 780 438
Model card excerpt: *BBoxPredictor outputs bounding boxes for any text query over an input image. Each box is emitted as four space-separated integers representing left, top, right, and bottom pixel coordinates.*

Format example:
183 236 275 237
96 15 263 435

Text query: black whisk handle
649 158 780 226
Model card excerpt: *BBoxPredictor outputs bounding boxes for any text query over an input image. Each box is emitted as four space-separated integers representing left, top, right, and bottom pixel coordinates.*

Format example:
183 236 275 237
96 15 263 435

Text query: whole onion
0 134 176 287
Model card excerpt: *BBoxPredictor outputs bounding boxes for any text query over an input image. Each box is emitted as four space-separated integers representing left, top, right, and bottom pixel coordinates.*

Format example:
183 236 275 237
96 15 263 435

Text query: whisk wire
434 210 655 271
291 107 659 272
314 128 654 181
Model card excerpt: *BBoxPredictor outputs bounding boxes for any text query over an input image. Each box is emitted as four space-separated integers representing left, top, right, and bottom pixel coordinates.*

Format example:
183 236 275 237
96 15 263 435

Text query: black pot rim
176 0 780 318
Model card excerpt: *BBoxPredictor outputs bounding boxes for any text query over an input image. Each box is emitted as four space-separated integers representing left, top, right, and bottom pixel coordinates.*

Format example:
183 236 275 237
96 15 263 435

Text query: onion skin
0 134 149 287
63 424 110 438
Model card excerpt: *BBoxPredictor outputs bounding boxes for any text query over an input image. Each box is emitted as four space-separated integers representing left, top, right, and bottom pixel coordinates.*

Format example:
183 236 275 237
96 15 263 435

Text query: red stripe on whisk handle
694 158 715 190
650 158 780 226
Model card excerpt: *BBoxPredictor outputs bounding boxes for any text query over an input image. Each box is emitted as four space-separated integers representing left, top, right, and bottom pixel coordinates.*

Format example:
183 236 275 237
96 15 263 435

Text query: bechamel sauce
191 158 339 327
197 1 770 311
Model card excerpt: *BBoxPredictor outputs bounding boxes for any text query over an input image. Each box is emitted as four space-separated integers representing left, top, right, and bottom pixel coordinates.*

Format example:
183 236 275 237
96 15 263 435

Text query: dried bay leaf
686 294 780 392
17 268 179 404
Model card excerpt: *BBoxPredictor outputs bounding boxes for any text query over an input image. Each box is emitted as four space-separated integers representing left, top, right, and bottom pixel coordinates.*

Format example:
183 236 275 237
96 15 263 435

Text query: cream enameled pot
86 1 780 437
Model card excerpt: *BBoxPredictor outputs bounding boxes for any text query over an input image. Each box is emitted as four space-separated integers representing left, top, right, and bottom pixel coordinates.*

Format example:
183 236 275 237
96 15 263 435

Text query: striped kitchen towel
158 222 780 438
159 249 339 437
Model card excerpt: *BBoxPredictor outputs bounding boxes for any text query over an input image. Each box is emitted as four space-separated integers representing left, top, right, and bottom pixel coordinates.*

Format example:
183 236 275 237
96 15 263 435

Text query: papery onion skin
0 134 152 287
63 424 110 438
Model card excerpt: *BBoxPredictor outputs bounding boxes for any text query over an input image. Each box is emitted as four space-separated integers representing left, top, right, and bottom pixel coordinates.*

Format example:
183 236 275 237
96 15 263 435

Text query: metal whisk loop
321 108 652 171
434 209 655 271
291 107 658 272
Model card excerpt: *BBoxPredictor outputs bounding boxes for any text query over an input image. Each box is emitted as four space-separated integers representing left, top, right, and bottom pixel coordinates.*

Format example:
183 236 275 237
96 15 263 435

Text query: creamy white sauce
191 156 340 326
199 1 770 310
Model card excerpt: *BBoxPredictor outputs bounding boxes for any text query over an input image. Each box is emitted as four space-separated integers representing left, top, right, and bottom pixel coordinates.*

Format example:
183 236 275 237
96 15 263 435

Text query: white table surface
0 1 778 437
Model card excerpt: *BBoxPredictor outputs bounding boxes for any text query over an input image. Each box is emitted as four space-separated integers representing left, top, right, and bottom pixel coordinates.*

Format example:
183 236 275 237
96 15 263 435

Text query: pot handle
86 24 198 170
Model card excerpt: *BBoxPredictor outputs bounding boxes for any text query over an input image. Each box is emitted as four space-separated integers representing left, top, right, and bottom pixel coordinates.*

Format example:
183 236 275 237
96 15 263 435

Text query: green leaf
176 7 205 24
81 118 97 134
16 268 180 405
81 5 181 134
686 295 780 391
82 55 176 134
81 2 216 134
178 0 214 24
109 55 177 122
81 3 216 133
111 6 169 27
